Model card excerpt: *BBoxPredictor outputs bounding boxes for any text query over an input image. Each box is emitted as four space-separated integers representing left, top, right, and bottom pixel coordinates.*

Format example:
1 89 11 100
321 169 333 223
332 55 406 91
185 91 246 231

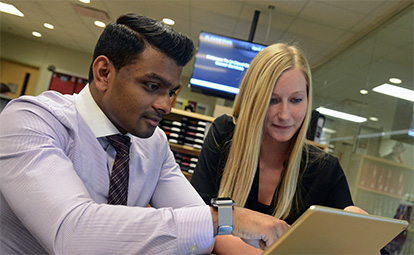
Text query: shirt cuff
175 205 214 254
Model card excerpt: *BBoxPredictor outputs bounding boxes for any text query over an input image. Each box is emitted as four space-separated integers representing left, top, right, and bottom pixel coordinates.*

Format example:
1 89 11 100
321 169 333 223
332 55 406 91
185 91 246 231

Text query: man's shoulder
9 90 75 111
4 91 78 128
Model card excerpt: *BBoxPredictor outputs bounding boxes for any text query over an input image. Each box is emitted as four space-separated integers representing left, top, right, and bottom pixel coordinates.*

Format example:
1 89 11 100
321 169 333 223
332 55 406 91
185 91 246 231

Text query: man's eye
146 83 159 91
169 91 177 98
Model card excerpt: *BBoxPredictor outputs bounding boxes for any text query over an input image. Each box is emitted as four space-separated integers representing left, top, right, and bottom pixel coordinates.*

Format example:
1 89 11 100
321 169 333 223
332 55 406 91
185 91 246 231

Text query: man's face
101 46 182 138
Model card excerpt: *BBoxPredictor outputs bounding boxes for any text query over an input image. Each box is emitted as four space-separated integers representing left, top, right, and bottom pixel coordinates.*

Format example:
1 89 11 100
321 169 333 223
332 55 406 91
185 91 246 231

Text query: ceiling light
372 83 414 102
369 117 379 122
79 0 90 3
389 78 402 84
0 2 24 17
360 89 368 95
94 20 105 27
32 31 42 38
44 23 54 29
316 107 367 123
162 18 175 25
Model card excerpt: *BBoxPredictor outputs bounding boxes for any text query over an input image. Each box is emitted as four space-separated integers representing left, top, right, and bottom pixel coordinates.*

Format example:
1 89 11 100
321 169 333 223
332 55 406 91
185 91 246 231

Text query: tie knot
107 135 131 155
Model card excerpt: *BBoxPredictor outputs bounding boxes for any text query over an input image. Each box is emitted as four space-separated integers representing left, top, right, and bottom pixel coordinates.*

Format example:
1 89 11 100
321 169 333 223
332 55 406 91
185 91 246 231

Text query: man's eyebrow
145 73 176 89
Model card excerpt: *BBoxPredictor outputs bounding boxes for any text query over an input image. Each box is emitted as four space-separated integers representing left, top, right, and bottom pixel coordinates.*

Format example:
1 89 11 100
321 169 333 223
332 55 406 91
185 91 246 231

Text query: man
0 14 288 254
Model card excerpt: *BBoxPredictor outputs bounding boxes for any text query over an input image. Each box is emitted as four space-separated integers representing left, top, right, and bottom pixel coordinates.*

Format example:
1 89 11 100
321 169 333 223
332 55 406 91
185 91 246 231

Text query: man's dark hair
88 13 194 83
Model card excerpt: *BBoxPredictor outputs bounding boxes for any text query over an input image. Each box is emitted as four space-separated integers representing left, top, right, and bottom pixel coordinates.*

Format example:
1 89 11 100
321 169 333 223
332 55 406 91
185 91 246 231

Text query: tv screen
189 32 266 99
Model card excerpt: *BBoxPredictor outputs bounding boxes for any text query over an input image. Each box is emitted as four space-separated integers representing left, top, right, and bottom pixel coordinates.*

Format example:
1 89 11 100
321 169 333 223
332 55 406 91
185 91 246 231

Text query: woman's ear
92 56 114 92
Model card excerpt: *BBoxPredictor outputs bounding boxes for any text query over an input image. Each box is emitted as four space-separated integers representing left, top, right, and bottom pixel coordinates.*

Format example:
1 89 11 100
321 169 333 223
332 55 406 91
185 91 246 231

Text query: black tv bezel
189 31 266 100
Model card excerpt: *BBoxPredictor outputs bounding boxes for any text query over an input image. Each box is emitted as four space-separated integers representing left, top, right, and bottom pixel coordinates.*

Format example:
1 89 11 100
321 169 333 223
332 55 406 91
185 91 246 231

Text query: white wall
1 32 92 95
1 31 220 115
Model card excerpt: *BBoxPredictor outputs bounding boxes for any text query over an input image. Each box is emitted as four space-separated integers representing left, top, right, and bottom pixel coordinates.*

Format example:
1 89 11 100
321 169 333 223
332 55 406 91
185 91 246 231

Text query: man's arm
0 99 214 254
211 206 290 250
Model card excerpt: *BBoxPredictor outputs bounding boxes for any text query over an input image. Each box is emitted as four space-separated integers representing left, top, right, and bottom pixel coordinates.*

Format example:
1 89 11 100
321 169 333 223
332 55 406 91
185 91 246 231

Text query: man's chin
131 127 156 139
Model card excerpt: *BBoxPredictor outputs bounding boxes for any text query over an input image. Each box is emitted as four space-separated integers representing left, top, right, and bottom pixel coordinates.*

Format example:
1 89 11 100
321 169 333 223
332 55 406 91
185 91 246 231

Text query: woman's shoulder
302 144 343 178
210 114 235 145
305 143 338 166
214 114 234 125
212 114 235 132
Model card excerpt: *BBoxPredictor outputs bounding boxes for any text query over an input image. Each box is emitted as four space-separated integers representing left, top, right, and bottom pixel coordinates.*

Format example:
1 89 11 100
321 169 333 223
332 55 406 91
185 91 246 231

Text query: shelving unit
161 108 215 181
169 108 215 123
347 154 414 218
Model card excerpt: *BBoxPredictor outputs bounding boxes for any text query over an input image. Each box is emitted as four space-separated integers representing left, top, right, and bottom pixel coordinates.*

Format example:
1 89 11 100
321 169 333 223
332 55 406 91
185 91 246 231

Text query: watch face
211 197 235 206
216 197 232 201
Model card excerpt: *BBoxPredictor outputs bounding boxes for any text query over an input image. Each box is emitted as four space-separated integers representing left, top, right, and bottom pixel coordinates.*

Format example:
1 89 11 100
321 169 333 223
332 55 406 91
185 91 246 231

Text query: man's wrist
210 206 218 236
211 197 235 235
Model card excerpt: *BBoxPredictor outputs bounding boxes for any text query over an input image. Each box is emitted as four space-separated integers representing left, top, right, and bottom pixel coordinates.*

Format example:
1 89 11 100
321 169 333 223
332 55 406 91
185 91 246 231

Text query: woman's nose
277 103 290 120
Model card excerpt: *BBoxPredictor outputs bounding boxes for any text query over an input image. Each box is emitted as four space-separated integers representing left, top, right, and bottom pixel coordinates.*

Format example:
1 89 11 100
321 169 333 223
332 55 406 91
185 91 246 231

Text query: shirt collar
75 84 120 138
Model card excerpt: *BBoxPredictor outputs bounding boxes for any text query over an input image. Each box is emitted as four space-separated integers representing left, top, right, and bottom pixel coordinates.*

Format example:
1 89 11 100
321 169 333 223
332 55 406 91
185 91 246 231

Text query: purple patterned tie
106 134 131 205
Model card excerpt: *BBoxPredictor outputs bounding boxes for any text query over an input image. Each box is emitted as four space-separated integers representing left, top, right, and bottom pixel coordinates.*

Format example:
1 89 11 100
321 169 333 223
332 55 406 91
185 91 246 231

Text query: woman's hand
344 206 381 255
231 207 290 250
344 205 368 214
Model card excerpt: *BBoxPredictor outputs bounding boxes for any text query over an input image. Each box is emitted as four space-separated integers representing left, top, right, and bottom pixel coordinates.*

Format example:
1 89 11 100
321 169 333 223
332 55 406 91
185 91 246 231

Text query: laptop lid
262 205 409 254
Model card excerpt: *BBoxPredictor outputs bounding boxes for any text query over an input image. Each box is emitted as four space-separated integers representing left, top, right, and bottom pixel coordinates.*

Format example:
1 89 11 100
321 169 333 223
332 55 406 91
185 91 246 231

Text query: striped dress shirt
0 86 213 254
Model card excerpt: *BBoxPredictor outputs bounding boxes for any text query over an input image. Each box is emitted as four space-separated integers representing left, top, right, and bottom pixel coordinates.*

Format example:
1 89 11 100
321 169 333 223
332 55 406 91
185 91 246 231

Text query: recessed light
369 117 379 122
389 78 402 84
79 0 91 3
94 20 105 28
44 23 54 29
162 18 175 25
0 2 24 17
32 31 42 38
360 89 368 95
316 107 367 123
373 83 414 102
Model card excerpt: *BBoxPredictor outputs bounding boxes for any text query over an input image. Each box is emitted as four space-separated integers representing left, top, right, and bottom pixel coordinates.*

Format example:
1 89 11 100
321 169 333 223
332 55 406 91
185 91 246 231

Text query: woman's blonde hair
218 43 313 219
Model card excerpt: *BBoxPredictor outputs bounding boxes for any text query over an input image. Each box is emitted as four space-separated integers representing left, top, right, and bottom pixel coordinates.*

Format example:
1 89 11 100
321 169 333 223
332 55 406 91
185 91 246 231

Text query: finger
241 238 261 249
259 240 267 250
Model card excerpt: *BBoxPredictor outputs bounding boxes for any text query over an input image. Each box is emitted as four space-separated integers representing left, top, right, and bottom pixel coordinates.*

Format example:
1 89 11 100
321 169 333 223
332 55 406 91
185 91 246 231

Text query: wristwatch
211 197 235 235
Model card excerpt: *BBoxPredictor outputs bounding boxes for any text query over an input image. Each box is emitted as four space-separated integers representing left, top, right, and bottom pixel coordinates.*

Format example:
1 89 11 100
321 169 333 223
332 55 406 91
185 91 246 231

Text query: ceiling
0 0 410 74
1 0 413 143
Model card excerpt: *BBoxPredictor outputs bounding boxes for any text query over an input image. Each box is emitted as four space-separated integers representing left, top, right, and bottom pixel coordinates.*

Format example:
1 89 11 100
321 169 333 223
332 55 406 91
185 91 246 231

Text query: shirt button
189 244 198 252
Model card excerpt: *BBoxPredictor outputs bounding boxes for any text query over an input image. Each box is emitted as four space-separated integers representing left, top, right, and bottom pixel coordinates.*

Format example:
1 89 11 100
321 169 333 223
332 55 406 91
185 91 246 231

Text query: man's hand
231 207 290 250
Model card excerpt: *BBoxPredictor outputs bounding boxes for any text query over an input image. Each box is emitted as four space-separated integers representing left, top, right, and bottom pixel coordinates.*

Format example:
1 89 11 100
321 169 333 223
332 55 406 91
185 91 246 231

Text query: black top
191 114 354 225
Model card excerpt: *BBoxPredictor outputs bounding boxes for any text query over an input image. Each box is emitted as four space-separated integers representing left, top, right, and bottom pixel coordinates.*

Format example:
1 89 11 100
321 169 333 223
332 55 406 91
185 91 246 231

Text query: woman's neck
260 137 290 169
258 138 291 205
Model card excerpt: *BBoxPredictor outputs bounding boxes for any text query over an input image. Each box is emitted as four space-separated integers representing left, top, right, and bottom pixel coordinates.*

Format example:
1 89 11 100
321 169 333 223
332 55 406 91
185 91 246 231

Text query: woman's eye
291 98 303 103
270 98 279 104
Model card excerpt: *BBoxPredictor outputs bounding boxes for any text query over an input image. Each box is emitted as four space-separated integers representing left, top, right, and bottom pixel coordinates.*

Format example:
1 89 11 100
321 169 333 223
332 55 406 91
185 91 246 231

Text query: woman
191 43 365 254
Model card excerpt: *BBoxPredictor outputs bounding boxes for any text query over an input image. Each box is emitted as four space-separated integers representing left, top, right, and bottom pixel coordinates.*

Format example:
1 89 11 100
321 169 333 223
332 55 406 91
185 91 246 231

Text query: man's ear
92 56 114 92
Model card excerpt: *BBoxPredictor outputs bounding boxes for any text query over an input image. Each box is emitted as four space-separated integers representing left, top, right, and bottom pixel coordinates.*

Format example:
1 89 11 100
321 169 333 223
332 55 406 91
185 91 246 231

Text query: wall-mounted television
189 32 266 100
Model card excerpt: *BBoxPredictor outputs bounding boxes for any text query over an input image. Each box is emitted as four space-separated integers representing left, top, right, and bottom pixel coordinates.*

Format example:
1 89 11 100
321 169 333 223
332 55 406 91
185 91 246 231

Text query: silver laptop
262 205 409 254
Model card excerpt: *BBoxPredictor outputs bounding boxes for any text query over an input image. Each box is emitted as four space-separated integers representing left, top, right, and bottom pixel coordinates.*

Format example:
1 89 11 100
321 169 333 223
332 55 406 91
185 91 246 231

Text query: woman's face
263 67 308 144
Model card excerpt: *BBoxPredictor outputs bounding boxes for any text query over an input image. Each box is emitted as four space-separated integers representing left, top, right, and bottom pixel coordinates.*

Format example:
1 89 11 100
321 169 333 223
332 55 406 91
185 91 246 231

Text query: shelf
356 154 414 171
357 186 404 199
170 108 215 122
169 143 201 157
182 171 192 181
